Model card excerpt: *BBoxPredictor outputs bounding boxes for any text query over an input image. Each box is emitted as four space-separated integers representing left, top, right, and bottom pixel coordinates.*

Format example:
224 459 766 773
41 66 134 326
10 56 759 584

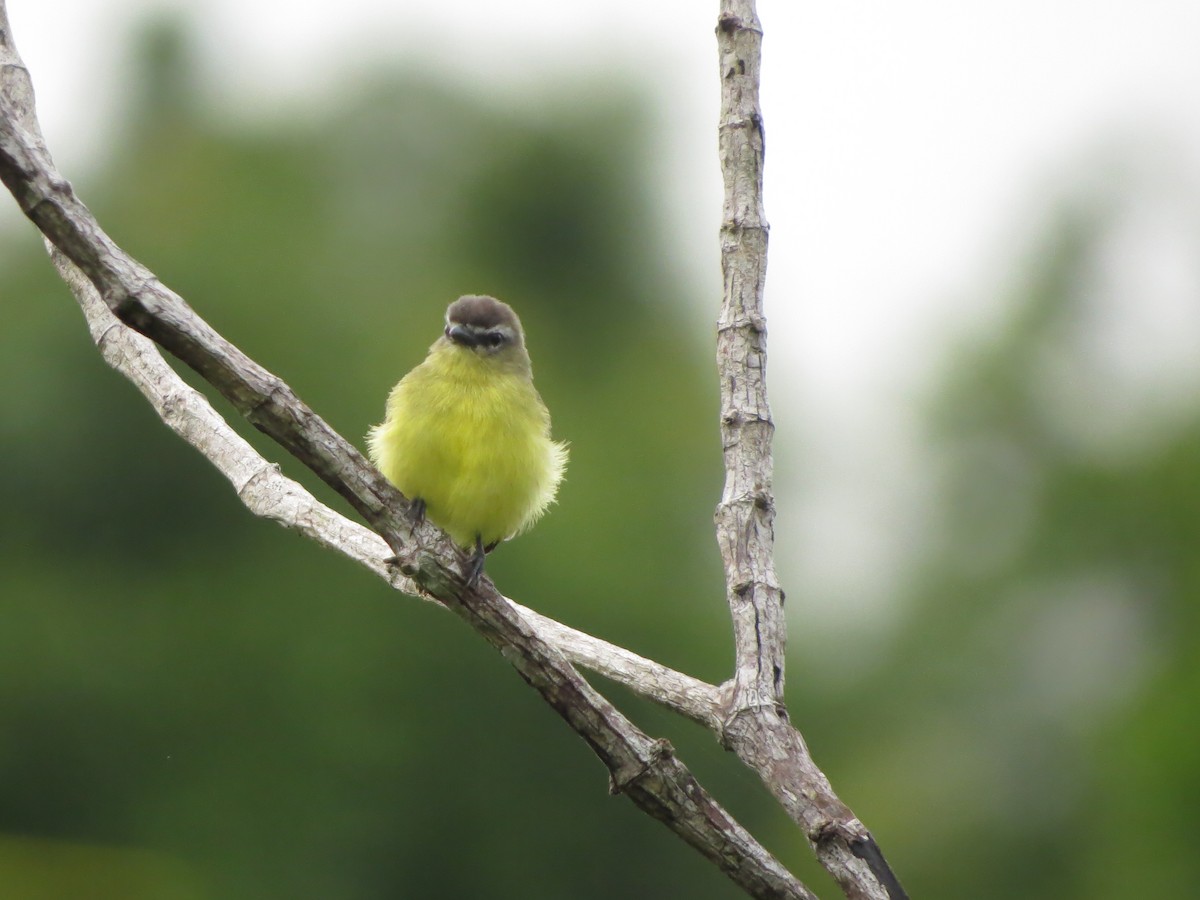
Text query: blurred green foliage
3 16 1199 900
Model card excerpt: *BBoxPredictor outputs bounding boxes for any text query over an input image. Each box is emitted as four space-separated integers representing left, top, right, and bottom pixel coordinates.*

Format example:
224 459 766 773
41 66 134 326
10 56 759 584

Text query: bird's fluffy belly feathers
368 347 565 548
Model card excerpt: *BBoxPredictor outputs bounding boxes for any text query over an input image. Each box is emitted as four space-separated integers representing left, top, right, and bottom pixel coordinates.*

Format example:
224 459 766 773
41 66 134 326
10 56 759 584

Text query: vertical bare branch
715 0 785 716
713 6 910 899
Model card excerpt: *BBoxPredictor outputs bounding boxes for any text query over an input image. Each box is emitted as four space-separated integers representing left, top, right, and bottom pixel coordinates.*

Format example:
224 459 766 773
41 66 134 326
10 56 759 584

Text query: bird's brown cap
446 295 522 333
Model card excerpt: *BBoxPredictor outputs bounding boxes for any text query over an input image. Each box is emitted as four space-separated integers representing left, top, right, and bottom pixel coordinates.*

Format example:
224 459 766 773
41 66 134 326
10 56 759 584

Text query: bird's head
442 295 528 363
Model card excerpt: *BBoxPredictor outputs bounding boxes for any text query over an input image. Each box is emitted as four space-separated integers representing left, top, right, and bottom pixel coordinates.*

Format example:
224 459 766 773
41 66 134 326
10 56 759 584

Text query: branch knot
608 738 674 796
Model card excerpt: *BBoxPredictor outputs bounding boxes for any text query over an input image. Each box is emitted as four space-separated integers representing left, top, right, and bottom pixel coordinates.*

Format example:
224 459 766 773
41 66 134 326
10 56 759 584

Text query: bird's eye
485 332 504 348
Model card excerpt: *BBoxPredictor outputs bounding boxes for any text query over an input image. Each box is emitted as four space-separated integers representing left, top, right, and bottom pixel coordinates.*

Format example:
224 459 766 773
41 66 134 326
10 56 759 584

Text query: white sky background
7 1 1200 647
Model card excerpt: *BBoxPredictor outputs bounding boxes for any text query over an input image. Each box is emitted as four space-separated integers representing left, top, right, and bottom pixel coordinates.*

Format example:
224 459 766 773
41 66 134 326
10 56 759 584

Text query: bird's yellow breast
367 341 566 549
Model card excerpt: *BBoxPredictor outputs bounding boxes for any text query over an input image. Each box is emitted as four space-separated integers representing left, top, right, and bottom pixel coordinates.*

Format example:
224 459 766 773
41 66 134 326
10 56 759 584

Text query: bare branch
716 1 784 714
714 4 909 898
0 5 811 898
515 605 729 730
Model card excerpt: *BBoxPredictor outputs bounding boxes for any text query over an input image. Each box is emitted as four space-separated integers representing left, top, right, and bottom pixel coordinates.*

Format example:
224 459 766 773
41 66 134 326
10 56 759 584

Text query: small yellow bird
367 295 567 582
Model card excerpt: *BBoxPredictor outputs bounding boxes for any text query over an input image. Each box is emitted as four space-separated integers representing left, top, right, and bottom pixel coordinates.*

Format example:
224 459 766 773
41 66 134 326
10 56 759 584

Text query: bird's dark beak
447 324 478 347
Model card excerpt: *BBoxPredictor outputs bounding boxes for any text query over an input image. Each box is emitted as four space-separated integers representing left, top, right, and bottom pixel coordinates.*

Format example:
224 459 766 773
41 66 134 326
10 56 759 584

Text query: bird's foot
407 497 426 526
464 535 487 588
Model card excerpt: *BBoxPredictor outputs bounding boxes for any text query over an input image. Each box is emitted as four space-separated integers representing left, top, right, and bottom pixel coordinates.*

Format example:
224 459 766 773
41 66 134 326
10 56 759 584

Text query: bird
367 295 567 585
